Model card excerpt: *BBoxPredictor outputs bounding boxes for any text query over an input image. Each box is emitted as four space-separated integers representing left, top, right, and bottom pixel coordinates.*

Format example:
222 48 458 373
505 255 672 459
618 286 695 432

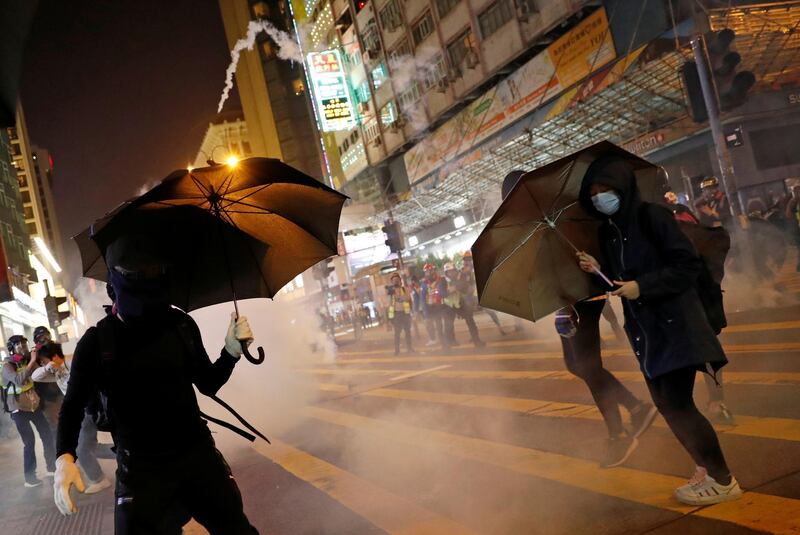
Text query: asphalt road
2 302 800 534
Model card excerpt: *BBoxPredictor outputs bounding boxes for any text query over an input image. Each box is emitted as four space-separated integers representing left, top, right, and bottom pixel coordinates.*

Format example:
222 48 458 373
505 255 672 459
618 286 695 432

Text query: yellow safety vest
388 288 412 318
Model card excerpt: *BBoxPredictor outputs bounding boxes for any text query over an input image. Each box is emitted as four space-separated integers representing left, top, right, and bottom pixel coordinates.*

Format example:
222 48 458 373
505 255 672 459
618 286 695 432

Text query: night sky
19 0 240 285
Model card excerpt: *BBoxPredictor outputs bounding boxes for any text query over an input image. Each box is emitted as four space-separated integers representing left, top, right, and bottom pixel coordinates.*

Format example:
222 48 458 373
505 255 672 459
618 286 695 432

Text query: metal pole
690 36 744 222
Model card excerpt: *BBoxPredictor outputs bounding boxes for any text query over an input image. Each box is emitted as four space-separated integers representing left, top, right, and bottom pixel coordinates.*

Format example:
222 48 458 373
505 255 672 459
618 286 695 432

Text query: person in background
502 169 655 468
387 273 415 355
578 155 741 506
461 251 507 336
694 177 731 228
443 262 485 348
421 263 449 350
32 341 111 494
664 191 700 225
788 186 800 271
664 191 735 425
1 335 56 487
31 326 63 432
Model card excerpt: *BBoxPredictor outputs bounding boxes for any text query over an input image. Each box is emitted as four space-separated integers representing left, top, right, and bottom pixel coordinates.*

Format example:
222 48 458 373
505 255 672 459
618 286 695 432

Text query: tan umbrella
471 141 665 322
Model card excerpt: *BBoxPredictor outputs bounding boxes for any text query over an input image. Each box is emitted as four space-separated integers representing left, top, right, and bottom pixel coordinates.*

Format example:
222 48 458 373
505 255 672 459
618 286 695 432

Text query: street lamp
226 155 239 168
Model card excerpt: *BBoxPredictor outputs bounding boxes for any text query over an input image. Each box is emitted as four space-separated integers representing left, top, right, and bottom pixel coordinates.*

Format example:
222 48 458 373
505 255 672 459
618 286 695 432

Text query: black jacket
579 157 727 379
57 308 239 459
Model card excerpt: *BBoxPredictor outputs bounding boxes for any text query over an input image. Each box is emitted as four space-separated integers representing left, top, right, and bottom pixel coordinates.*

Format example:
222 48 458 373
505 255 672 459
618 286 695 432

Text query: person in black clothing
577 156 741 506
501 170 656 467
54 234 257 534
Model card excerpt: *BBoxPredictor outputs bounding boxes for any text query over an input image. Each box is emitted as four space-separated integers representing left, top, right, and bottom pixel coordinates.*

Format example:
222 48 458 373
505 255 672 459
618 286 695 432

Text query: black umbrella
76 157 348 364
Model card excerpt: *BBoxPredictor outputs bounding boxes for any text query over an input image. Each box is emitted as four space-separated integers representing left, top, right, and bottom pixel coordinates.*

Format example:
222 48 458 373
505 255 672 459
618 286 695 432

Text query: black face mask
108 269 171 319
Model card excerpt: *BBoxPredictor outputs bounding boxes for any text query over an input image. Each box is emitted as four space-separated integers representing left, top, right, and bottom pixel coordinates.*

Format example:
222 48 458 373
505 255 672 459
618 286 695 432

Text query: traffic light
682 29 755 123
382 220 402 253
44 294 69 328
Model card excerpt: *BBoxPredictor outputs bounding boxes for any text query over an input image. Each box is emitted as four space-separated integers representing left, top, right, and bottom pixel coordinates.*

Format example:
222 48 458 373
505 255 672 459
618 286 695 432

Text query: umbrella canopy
76 157 348 312
472 141 666 322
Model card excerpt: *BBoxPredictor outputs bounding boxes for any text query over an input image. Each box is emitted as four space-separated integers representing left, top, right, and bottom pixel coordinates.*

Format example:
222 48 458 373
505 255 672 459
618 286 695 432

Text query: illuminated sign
307 50 356 132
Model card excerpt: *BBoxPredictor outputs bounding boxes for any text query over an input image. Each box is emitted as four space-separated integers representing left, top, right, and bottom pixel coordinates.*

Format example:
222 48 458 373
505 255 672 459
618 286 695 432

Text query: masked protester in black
501 170 657 468
54 234 258 534
576 156 741 506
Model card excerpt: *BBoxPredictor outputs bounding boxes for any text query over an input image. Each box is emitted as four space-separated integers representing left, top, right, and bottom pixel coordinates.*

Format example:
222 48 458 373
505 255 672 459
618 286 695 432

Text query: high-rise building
0 110 50 346
218 0 326 181
194 111 255 168
29 145 66 271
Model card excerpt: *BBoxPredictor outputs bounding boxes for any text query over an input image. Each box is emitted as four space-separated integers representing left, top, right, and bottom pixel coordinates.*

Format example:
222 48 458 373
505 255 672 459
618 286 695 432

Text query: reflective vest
388 288 412 318
424 277 444 306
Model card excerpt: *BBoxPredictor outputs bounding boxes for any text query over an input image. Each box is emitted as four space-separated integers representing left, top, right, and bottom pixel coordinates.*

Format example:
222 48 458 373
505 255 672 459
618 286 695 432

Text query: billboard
404 7 616 184
307 50 356 132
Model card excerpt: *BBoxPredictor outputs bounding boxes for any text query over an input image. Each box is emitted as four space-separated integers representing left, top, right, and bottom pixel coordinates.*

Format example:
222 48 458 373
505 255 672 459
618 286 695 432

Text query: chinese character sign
307 50 356 132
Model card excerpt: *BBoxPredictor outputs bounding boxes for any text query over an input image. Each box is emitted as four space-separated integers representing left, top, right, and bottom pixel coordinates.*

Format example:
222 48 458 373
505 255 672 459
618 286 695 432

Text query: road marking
318 384 800 443
332 341 800 365
338 320 800 357
252 439 479 535
390 365 451 382
301 367 800 387
305 406 800 533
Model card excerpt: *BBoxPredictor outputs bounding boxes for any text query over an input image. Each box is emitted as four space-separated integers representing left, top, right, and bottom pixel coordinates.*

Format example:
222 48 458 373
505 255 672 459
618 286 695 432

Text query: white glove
225 313 253 358
54 453 85 515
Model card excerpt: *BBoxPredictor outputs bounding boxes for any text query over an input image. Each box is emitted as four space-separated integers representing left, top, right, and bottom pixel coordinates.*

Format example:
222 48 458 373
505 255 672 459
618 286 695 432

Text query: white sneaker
675 465 708 495
674 474 742 505
84 477 112 494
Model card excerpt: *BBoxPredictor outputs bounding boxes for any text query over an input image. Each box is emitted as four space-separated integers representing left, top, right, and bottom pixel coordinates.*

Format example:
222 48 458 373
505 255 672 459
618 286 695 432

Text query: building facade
194 112 255 168
218 0 326 181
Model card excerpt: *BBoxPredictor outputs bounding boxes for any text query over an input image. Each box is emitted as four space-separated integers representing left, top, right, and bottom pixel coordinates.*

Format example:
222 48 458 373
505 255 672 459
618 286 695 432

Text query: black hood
579 156 642 224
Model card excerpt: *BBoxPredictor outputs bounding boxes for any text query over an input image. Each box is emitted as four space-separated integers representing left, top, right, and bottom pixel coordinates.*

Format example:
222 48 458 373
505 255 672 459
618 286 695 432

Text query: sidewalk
0 432 115 534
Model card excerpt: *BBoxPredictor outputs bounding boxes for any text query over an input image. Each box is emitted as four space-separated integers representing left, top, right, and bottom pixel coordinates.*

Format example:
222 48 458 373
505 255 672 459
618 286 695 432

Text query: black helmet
7 335 28 356
33 326 51 345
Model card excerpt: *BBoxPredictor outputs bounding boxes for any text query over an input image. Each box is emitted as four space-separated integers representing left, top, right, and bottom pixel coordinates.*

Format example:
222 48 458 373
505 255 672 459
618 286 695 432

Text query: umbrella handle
242 341 266 364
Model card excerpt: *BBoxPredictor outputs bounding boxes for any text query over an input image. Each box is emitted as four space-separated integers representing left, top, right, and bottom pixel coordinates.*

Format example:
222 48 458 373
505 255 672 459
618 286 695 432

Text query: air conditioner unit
435 79 449 93
357 102 370 115
393 117 408 130
448 67 462 83
465 50 480 70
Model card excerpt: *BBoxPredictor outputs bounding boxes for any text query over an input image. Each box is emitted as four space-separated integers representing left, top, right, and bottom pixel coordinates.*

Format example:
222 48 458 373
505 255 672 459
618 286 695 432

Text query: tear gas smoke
386 49 442 132
191 296 335 442
217 20 303 113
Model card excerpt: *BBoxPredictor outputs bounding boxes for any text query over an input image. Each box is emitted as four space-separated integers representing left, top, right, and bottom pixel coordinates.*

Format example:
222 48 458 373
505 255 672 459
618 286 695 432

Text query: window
362 119 381 143
412 11 434 46
447 30 478 71
379 0 403 31
23 206 33 220
398 83 421 109
478 0 514 39
388 38 412 65
380 101 398 127
350 49 362 66
362 21 382 56
355 82 371 104
435 0 460 18
371 62 388 89
422 54 447 90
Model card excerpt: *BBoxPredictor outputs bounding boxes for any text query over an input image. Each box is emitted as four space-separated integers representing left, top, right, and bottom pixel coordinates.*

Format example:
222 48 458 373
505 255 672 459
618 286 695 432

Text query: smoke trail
218 19 304 113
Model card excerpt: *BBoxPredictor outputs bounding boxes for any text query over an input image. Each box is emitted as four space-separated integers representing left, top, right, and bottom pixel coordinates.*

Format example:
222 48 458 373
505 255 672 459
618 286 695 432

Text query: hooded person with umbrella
576 156 741 506
54 233 258 533
499 170 656 469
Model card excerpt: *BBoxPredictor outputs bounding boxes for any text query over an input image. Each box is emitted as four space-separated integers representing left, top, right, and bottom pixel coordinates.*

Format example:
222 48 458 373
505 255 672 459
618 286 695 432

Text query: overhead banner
404 7 616 184
307 50 356 132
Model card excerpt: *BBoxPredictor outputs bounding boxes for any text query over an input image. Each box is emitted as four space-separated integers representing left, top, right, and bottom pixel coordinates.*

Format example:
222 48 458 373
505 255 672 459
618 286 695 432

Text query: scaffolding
377 1 800 238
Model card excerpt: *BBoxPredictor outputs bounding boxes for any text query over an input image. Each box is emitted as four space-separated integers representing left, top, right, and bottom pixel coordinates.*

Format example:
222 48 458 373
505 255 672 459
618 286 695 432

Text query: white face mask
592 191 621 216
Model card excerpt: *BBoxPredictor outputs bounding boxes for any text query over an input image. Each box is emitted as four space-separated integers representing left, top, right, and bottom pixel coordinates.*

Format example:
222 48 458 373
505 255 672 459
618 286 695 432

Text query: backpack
89 314 269 443
639 204 730 335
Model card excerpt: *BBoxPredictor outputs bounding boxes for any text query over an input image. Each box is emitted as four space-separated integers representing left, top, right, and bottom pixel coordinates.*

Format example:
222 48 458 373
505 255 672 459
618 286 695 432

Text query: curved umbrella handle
242 341 265 364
